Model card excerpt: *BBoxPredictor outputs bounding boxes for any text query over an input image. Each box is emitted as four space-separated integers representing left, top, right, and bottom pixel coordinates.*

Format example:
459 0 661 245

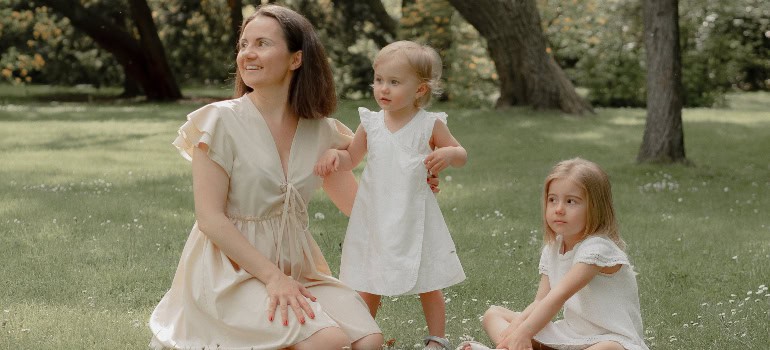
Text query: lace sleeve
574 236 629 267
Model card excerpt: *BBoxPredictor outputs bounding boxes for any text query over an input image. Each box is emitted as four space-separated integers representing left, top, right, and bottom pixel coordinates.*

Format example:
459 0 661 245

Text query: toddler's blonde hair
542 158 626 250
373 40 443 107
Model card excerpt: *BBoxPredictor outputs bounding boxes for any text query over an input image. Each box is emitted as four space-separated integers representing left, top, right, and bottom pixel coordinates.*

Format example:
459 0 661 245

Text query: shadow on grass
0 84 232 122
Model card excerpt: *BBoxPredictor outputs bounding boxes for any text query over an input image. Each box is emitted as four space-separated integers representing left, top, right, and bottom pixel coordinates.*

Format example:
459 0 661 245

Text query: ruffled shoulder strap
424 110 448 125
574 236 629 267
358 107 381 133
172 101 235 176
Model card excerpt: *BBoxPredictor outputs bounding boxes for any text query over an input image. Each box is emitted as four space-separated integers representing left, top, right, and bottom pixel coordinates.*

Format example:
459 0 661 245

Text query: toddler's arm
425 120 467 175
497 263 602 350
314 124 368 177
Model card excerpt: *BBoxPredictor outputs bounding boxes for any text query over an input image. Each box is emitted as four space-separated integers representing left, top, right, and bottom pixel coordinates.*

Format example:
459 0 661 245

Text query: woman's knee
290 327 350 350
351 332 384 350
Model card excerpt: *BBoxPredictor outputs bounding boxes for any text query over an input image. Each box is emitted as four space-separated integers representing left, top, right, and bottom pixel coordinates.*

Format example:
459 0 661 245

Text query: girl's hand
265 273 317 326
424 147 457 176
497 330 534 350
314 149 340 177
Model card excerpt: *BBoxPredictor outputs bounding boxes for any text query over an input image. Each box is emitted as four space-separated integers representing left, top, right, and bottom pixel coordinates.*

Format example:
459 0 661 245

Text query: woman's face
236 15 301 91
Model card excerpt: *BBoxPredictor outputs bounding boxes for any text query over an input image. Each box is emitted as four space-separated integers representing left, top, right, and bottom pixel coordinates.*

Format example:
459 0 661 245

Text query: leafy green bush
540 0 770 107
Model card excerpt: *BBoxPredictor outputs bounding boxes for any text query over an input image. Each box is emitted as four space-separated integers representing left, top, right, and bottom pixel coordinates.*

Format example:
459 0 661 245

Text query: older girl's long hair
233 4 336 119
542 158 626 250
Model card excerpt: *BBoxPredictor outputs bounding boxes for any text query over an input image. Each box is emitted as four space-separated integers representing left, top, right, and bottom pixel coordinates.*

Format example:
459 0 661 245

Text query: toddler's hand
424 147 455 176
314 149 340 177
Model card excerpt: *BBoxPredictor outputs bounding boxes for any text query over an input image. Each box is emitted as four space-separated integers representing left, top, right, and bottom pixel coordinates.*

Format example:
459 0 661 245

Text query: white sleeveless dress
535 235 649 350
339 107 466 296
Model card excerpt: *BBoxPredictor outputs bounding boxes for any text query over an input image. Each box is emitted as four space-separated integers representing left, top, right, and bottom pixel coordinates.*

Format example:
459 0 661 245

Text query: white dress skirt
339 107 466 296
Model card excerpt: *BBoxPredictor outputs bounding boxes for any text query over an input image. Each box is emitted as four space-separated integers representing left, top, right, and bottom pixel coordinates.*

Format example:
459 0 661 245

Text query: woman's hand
428 173 440 193
265 273 317 326
314 149 340 177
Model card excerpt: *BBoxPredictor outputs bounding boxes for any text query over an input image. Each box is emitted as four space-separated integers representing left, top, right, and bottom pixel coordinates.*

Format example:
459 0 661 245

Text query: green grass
1 86 768 349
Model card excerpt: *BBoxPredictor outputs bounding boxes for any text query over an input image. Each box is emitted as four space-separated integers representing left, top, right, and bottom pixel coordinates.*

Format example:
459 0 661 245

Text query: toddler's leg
358 291 382 317
419 290 446 347
481 305 520 345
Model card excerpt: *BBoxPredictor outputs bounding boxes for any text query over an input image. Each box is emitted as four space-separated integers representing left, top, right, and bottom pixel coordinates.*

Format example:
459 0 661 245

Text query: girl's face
236 16 301 91
372 55 426 118
546 178 587 249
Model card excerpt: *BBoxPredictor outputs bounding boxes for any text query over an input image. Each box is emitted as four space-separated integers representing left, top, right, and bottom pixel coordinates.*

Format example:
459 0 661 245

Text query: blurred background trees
1 0 768 107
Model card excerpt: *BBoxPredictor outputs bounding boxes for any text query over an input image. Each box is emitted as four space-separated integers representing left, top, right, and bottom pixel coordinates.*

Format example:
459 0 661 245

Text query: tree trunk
637 0 687 163
447 0 592 114
228 0 243 52
330 0 396 49
127 0 182 100
37 0 182 101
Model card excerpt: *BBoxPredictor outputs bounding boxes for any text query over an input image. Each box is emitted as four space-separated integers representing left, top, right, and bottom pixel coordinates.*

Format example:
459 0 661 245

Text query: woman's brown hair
233 4 336 119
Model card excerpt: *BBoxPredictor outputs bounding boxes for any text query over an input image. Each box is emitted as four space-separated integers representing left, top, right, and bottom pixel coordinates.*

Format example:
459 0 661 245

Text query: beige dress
149 94 380 350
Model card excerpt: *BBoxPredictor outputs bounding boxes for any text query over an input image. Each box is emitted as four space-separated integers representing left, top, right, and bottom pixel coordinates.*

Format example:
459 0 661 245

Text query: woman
149 5 387 349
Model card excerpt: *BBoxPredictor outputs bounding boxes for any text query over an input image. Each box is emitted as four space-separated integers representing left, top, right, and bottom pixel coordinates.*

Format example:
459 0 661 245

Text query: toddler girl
458 158 649 350
314 40 467 350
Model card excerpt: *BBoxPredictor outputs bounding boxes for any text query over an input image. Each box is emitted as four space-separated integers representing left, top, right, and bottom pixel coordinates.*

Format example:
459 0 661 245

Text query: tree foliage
0 4 122 87
1 0 767 106
539 0 770 107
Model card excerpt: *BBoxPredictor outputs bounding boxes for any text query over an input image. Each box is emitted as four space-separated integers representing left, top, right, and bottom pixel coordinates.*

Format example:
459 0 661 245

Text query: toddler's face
372 56 425 115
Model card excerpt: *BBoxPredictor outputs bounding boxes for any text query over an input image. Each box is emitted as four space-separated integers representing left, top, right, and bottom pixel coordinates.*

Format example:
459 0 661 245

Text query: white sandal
424 335 451 350
454 340 494 350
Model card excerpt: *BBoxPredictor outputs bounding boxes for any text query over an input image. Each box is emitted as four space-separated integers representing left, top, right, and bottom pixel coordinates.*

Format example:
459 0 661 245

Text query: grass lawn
1 85 768 349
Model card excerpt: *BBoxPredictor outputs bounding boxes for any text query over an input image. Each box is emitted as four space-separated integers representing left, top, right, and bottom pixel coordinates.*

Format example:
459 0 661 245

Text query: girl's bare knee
351 333 384 350
291 327 350 350
483 305 509 322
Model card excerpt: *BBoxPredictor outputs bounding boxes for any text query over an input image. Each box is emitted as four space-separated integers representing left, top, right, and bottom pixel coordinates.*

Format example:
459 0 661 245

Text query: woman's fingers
279 298 289 326
298 284 317 302
267 295 277 322
289 297 306 324
297 295 315 320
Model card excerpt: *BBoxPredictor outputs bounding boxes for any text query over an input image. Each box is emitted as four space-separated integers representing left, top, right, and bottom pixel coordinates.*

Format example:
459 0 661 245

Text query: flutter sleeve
357 107 380 133
425 110 448 125
574 236 630 267
172 104 234 176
